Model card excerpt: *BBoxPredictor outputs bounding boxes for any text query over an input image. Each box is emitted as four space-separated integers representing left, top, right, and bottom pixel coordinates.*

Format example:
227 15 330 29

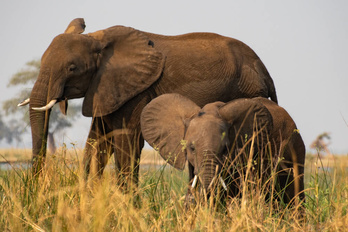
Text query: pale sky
1 0 347 153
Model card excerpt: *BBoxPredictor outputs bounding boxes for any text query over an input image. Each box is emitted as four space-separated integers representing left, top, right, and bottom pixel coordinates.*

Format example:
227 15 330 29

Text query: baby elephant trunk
200 152 221 193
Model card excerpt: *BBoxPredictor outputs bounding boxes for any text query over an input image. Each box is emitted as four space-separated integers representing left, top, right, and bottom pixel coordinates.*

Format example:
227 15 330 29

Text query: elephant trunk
29 77 51 175
200 152 221 193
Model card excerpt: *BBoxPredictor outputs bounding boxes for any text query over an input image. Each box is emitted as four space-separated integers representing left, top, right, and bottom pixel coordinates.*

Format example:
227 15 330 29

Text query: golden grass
0 148 165 165
139 149 166 166
0 148 32 162
0 148 347 231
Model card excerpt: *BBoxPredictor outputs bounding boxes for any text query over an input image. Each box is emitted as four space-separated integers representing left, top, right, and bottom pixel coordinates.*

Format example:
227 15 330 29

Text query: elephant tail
255 59 278 104
267 77 278 104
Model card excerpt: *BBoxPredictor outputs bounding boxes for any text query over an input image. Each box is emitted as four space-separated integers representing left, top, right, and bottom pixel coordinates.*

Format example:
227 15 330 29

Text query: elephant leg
277 140 305 205
113 127 144 190
109 90 153 190
83 117 113 179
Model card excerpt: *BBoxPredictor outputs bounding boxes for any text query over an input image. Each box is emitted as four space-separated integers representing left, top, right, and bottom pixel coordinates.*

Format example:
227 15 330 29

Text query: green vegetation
0 148 347 231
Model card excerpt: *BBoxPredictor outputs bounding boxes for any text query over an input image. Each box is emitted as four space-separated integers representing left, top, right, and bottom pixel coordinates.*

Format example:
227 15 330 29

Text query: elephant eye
68 64 77 72
189 143 196 153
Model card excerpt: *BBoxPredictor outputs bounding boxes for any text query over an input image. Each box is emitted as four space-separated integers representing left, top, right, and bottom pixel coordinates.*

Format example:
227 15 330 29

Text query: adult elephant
21 18 277 186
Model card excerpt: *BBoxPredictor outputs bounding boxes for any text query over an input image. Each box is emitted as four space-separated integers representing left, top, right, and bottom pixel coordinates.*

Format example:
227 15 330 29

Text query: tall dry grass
0 148 32 162
0 147 347 231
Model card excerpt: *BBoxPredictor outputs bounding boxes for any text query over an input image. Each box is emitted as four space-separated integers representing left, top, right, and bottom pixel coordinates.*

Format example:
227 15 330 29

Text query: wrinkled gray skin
141 94 305 204
27 18 277 187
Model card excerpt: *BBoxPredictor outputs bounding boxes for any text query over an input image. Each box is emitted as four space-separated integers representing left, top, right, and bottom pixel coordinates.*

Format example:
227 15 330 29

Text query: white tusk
17 98 30 107
219 177 227 191
32 99 57 111
191 175 198 189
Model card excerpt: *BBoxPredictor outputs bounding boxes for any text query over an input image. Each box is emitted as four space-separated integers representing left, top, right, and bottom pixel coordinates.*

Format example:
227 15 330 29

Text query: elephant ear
82 26 165 117
218 98 273 147
64 18 86 34
141 94 201 170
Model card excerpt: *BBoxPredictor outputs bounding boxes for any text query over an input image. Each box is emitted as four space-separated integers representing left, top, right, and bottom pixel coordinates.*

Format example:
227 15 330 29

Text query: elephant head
27 18 164 173
141 94 273 194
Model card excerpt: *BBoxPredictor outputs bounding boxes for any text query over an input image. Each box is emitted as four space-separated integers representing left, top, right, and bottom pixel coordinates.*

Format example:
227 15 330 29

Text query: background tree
0 113 21 143
2 59 81 153
310 132 332 157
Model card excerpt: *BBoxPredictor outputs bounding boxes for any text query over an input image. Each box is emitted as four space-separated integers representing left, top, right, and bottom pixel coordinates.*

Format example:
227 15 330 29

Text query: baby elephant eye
68 64 77 72
189 144 196 152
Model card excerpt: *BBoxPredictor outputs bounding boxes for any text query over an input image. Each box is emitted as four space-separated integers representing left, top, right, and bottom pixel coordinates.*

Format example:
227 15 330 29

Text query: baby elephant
141 94 305 204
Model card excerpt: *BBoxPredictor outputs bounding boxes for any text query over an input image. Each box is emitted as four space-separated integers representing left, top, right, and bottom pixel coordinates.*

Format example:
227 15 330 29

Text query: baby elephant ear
218 98 273 145
141 94 201 170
